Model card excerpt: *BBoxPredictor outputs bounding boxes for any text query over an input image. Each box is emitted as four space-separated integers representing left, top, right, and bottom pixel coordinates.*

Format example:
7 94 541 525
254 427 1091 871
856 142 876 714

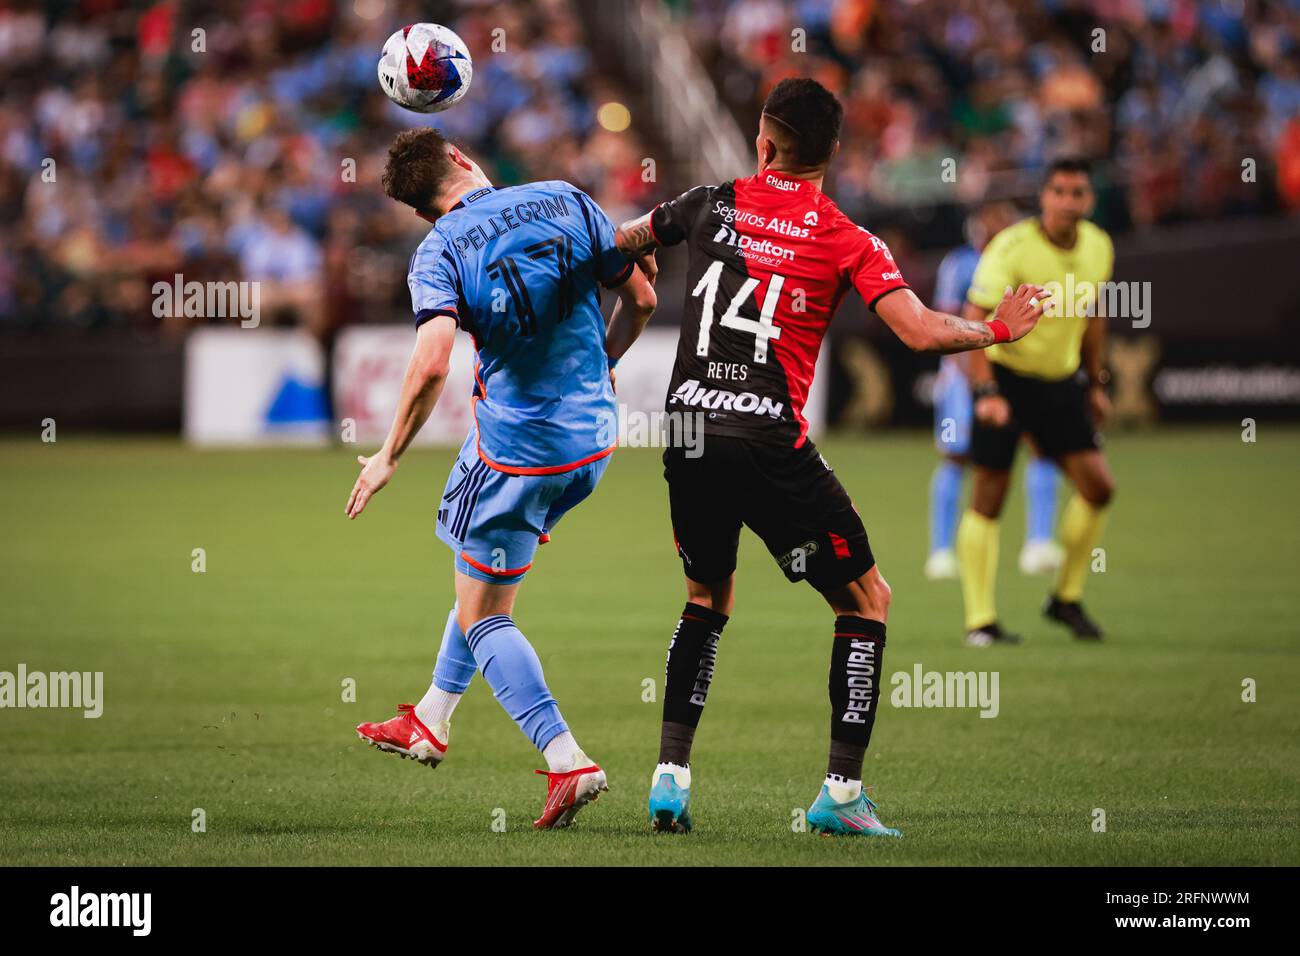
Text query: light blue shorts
933 362 973 456
435 430 611 584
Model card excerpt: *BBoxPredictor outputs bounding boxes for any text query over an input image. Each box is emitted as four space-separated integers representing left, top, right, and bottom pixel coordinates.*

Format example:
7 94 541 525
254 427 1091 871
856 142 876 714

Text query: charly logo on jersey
765 173 800 192
669 380 784 419
711 223 796 262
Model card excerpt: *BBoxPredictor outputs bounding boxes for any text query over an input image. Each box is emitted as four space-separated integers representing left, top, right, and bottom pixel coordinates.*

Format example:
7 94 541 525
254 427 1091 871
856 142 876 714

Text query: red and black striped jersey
651 170 908 446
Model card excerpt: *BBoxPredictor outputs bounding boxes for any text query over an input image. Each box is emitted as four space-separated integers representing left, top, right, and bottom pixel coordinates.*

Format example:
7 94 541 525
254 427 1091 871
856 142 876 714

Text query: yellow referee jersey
966 217 1114 381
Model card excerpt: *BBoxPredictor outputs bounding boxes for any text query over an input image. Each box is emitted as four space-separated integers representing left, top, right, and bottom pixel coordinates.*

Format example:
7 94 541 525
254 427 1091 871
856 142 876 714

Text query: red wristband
988 318 1011 343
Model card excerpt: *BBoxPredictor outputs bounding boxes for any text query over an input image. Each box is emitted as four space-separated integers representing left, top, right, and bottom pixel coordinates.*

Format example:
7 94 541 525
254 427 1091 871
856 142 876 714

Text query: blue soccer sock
432 606 476 693
929 459 965 554
415 607 477 728
1025 458 1060 544
465 615 568 752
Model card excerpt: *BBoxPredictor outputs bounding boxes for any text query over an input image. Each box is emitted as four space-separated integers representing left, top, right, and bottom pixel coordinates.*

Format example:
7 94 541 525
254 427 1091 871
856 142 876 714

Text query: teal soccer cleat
807 785 902 838
648 764 692 834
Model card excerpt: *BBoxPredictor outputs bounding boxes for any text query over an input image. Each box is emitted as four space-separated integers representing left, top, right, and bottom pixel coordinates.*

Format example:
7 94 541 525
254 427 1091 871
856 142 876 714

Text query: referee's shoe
1044 595 1104 639
965 622 1023 647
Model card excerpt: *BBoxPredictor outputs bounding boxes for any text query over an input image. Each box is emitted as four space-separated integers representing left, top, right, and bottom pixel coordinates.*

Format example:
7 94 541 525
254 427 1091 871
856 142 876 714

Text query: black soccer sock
827 616 886 781
659 602 728 766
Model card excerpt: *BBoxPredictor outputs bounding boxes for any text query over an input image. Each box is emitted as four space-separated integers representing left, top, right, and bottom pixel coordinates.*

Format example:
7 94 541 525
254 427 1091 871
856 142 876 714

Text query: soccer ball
377 23 473 114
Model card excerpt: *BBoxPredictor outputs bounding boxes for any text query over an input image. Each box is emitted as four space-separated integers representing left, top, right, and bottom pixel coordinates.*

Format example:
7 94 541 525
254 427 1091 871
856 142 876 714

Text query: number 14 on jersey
692 260 785 363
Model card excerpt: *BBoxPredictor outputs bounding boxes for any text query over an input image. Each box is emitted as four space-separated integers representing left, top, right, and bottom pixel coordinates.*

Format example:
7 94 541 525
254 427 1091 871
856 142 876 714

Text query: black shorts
663 436 875 593
971 363 1100 471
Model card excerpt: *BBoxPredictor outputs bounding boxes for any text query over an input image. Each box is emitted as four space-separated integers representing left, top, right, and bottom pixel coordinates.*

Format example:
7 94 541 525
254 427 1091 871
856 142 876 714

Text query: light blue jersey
407 180 633 473
932 244 980 454
933 243 980 319
402 183 635 766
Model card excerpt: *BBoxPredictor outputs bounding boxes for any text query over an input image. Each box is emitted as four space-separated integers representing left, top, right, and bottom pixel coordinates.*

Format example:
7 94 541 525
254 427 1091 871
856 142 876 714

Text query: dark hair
761 77 843 167
1043 155 1093 184
382 128 455 214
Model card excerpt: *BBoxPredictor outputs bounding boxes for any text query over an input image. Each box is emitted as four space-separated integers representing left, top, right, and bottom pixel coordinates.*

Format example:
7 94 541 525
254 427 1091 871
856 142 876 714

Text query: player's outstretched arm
875 284 1047 354
605 257 657 364
345 315 457 520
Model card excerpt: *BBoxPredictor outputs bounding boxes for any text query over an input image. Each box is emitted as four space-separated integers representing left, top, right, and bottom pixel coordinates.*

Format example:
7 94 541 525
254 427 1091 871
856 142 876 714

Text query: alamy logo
0 664 103 718
152 274 260 328
890 664 1000 718
596 406 705 458
50 886 151 936
1037 275 1152 328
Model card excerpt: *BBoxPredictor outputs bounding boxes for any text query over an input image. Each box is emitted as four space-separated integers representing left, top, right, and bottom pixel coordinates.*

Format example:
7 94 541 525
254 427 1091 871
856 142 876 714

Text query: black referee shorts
971 363 1100 471
663 436 875 594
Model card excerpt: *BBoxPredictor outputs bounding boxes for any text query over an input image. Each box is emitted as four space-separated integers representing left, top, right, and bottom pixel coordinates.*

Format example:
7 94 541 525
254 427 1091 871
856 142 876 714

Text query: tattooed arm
614 185 711 276
614 211 659 259
612 212 661 289
875 285 1046 354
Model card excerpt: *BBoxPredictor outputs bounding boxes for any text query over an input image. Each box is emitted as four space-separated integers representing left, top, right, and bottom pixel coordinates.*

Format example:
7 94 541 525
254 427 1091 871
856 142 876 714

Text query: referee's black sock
659 602 728 767
827 616 887 781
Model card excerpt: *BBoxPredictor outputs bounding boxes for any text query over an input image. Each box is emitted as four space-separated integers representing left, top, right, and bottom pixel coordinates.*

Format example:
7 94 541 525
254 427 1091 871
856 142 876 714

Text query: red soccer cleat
356 703 449 769
533 757 609 830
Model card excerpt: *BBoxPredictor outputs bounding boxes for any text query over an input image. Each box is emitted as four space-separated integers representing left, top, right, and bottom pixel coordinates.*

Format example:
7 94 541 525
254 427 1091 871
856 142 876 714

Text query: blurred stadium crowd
688 0 1300 227
1 0 1298 335
0 0 654 334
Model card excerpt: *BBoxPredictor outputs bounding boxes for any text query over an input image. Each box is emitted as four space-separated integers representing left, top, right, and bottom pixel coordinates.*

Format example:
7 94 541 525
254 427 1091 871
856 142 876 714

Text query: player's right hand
993 283 1049 341
975 394 1011 427
346 453 396 520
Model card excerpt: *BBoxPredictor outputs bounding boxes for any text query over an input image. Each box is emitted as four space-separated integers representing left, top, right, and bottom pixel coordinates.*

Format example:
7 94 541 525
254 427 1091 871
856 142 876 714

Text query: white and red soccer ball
377 23 473 114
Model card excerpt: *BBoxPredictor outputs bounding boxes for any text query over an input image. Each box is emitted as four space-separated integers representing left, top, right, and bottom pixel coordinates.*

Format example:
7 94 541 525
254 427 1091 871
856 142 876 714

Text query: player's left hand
346 453 397 519
994 283 1050 341
1088 384 1111 428
635 252 657 286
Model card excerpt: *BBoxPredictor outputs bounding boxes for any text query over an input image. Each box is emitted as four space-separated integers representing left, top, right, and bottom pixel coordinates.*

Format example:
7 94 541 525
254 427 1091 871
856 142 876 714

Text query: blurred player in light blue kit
926 202 1062 580
345 128 656 829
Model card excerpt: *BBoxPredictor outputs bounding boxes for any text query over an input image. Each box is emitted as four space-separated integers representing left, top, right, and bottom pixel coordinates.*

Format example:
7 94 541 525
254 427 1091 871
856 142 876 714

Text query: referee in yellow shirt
957 157 1116 645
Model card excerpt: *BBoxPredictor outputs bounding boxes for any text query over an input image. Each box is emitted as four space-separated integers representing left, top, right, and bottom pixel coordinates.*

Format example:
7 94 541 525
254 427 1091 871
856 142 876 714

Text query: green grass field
1 428 1297 866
